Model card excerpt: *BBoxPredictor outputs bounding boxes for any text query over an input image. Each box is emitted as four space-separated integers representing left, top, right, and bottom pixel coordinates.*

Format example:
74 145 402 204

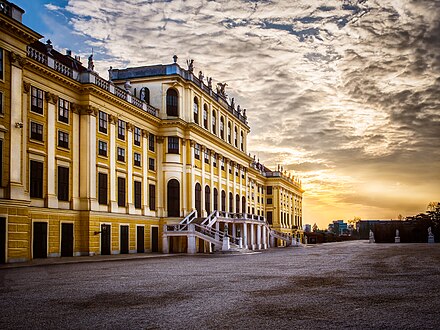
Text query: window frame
168 136 179 154
117 177 126 207
30 121 43 142
117 119 126 140
31 86 44 115
134 152 141 167
149 157 155 171
166 88 178 117
98 172 108 205
134 181 142 209
57 130 69 149
149 133 155 152
134 126 141 146
98 111 108 134
57 166 69 201
117 147 125 162
30 160 44 198
149 184 156 210
194 144 200 160
58 98 69 124
98 140 108 157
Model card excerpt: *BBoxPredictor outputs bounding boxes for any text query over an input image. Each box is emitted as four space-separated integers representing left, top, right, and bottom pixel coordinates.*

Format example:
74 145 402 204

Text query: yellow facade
0 1 303 263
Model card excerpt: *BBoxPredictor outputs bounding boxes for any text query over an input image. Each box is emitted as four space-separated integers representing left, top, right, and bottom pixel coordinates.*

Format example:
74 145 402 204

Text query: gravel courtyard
1 241 440 329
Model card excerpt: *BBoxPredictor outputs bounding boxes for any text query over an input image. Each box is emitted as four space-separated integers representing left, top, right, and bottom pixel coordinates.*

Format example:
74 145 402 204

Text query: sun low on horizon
16 0 440 229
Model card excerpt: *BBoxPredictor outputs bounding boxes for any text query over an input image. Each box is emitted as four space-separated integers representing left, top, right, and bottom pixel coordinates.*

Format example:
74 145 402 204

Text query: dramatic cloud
43 0 440 227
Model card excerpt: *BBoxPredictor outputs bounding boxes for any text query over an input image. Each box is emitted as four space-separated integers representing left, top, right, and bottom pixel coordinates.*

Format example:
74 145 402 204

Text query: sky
14 0 440 229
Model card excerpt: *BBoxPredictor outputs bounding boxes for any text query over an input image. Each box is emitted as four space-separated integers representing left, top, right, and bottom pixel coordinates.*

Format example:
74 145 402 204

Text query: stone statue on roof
88 54 94 71
207 77 212 90
230 97 235 109
217 82 228 97
198 71 204 82
187 59 194 73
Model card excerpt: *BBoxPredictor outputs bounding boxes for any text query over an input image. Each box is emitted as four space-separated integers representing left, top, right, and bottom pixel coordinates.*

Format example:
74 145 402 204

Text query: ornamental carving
78 105 98 117
108 114 118 124
45 92 59 104
23 81 30 94
142 129 149 138
9 52 27 68
71 103 80 114
156 136 164 144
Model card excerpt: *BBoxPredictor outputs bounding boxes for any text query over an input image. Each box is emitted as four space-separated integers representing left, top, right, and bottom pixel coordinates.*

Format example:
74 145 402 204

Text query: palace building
0 0 303 263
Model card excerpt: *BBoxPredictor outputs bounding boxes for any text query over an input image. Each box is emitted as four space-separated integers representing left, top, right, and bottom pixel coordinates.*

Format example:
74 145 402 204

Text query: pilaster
182 139 187 215
71 104 80 209
142 129 150 215
157 136 164 216
127 123 135 214
109 115 118 212
46 92 58 208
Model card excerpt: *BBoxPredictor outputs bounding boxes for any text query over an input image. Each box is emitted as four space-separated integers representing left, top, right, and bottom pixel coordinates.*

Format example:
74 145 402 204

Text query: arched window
167 179 180 217
235 194 240 213
220 117 224 139
240 131 244 151
213 188 218 211
195 183 202 216
203 104 208 129
205 186 211 214
141 87 150 104
234 127 238 147
227 122 231 143
221 190 226 212
242 196 246 215
212 111 216 134
229 192 233 213
166 88 178 117
193 97 199 124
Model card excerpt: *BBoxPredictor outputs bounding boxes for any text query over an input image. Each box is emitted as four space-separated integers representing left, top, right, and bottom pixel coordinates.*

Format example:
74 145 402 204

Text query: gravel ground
1 241 440 329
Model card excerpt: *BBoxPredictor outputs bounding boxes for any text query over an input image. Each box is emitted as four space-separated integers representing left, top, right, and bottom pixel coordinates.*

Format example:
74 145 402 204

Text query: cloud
45 0 440 227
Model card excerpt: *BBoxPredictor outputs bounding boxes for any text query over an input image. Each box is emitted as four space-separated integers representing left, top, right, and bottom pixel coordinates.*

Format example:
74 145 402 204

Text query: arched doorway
229 192 233 213
205 186 211 214
195 183 202 216
242 196 246 215
221 190 226 212
213 188 218 211
235 194 240 213
167 179 180 217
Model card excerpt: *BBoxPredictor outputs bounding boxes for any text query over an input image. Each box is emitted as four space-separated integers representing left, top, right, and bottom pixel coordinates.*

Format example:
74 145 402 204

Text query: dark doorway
236 194 240 213
167 179 180 217
61 223 73 257
195 183 202 216
0 217 6 263
120 225 129 254
151 226 159 252
242 196 246 215
101 224 111 255
33 222 47 259
137 226 145 253
221 190 226 212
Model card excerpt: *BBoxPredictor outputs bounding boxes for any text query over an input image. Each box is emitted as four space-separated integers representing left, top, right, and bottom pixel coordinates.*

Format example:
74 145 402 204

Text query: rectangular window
221 158 225 171
118 177 126 207
0 48 3 81
30 122 43 141
117 147 125 162
149 158 155 171
98 140 107 157
267 186 273 195
58 131 69 149
194 144 200 160
118 120 125 140
134 152 141 167
99 111 108 134
30 160 43 198
168 136 179 154
204 150 209 164
149 184 156 210
134 181 142 209
213 156 217 168
98 173 108 204
57 166 69 201
267 198 273 204
58 98 69 123
134 126 141 146
149 133 155 151
31 87 44 114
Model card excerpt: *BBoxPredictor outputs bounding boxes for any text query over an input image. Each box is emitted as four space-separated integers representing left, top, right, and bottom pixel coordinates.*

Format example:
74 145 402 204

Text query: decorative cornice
78 105 98 117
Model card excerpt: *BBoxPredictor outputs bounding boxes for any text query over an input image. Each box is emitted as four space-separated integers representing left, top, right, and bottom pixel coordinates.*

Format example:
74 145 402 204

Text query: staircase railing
179 209 197 225
201 210 220 227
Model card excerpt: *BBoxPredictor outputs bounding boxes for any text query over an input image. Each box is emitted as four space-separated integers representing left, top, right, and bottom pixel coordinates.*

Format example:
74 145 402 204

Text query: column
210 150 214 213
187 224 196 254
162 225 169 253
9 53 26 200
201 146 206 217
182 139 187 215
127 123 134 213
262 225 267 249
242 223 248 249
142 130 150 215
245 171 249 215
232 223 236 240
239 165 243 213
109 115 118 212
157 136 164 217
225 159 230 213
232 162 236 213
257 224 262 249
217 153 222 211
79 106 98 210
190 140 195 211
72 105 80 209
250 224 255 250
45 93 58 208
